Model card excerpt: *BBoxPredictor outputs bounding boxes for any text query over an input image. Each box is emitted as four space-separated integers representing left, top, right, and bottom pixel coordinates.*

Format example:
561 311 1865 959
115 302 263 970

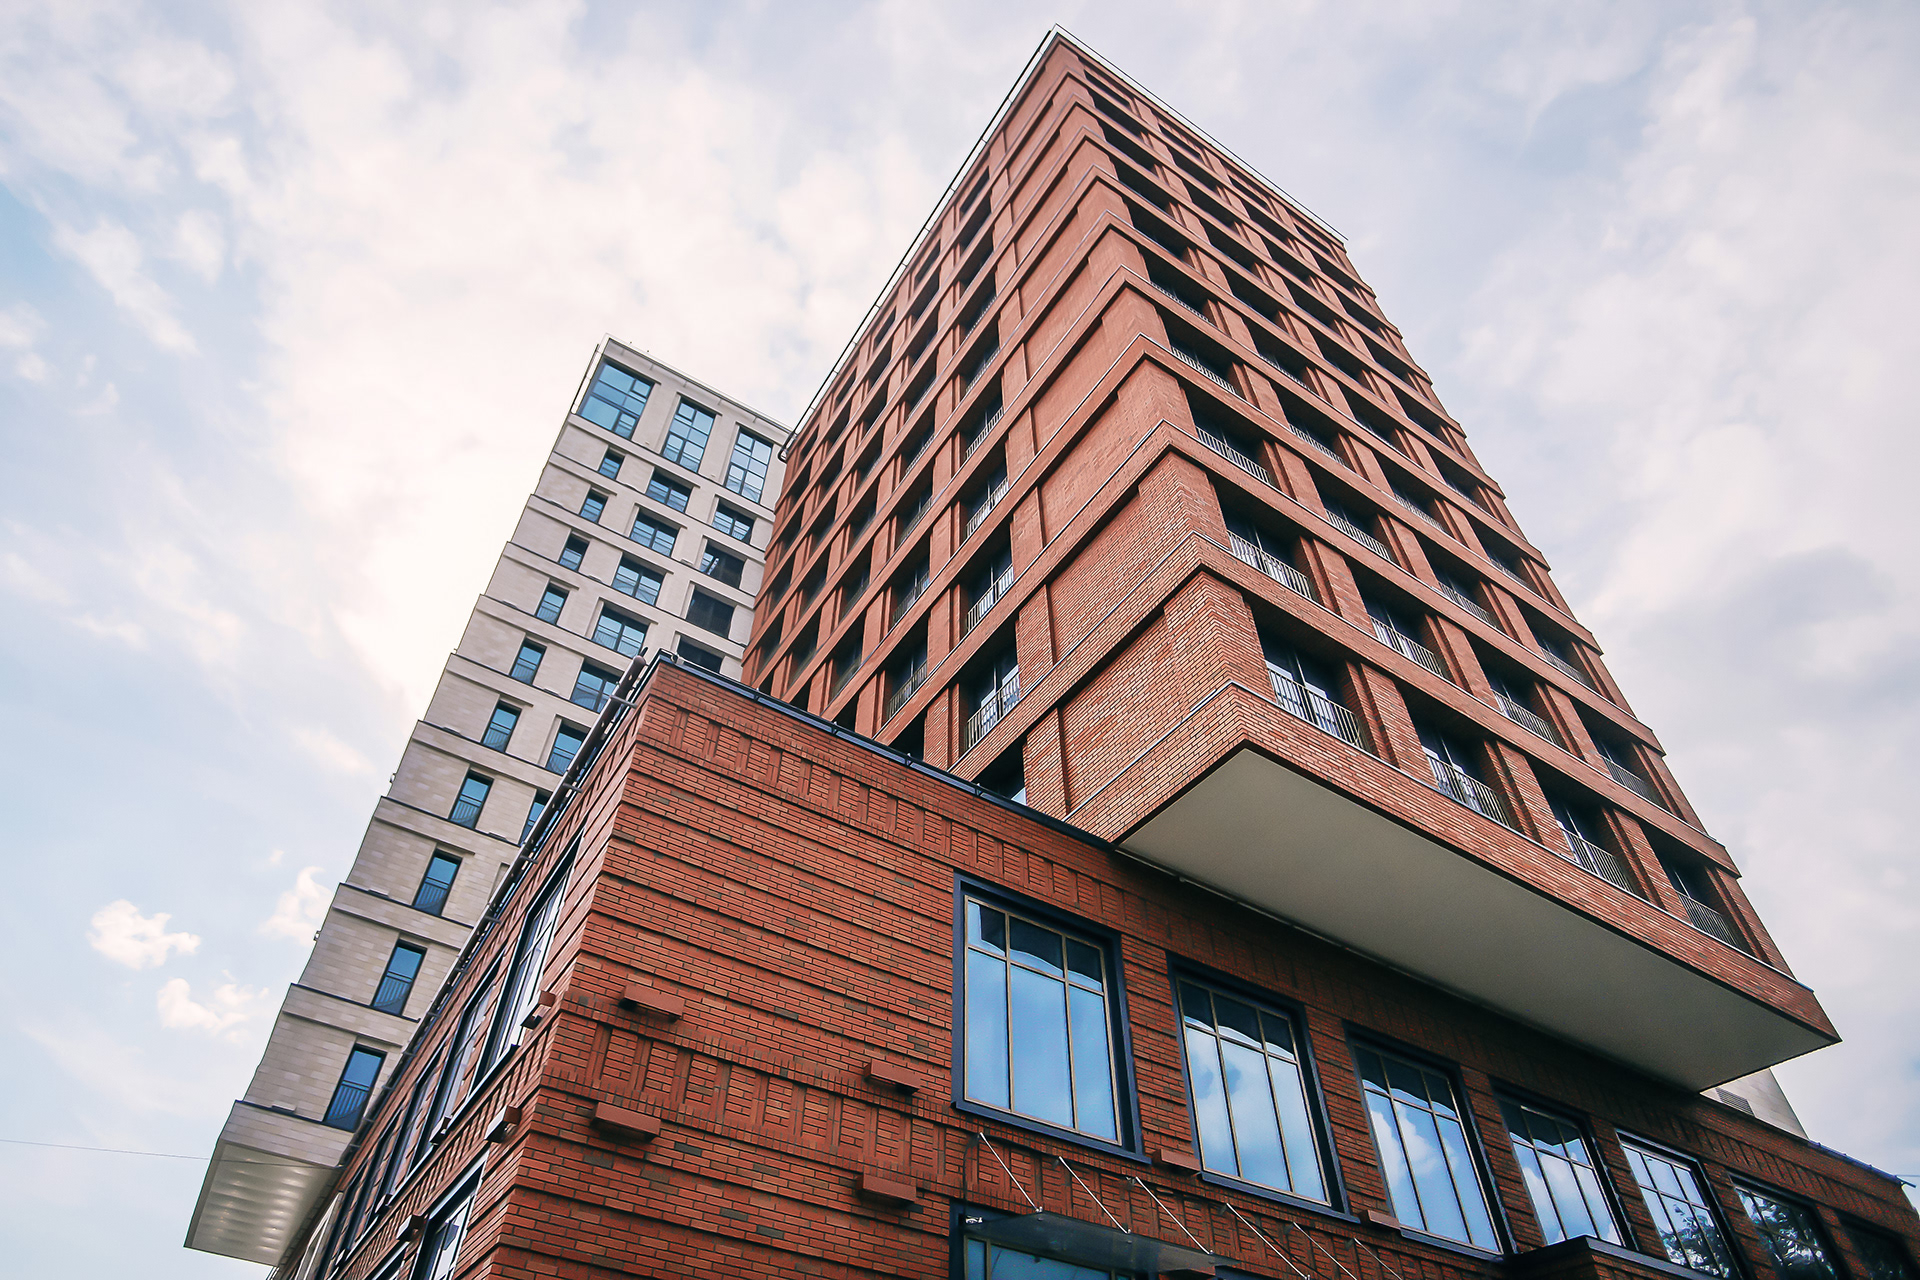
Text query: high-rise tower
187 340 787 1266
268 31 1918 1280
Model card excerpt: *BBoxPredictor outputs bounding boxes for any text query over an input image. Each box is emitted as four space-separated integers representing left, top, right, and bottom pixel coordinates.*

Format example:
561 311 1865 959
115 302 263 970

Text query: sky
1 0 1917 1273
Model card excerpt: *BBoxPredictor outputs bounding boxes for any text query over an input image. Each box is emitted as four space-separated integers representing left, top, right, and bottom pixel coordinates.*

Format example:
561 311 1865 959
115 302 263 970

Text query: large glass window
647 471 691 512
1261 632 1365 749
700 542 746 588
579 361 653 438
571 661 621 712
714 503 754 542
412 853 459 916
724 430 774 502
509 640 544 684
1354 1045 1499 1250
961 895 1120 1143
1621 1141 1737 1278
482 855 574 1072
520 789 550 844
1849 1226 1919 1280
687 589 735 637
631 513 677 556
323 1047 385 1129
613 556 663 605
1417 724 1514 828
1739 1187 1840 1280
481 702 519 752
963 1238 1136 1279
1499 1100 1621 1245
580 489 607 523
372 942 426 1015
411 1175 477 1280
414 966 499 1166
559 534 588 571
961 649 1020 754
661 398 717 469
1177 980 1327 1202
593 603 648 657
676 637 724 672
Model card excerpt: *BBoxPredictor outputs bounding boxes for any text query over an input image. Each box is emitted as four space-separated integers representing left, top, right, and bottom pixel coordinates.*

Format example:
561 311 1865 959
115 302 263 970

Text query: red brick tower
291 31 1919 1280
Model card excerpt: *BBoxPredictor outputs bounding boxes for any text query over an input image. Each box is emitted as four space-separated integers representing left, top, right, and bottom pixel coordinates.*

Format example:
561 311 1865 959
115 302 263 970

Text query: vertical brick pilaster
1023 707 1068 817
1612 813 1688 916
1352 665 1424 772
1490 739 1555 846
1429 617 1493 702
1539 684 1604 768
1302 539 1370 629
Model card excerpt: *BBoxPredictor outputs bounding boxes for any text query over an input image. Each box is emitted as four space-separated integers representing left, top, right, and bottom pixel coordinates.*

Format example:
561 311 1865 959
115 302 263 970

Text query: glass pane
1067 984 1116 1140
1221 1034 1288 1190
1259 1010 1297 1058
1573 1162 1623 1244
1007 966 1072 1127
964 951 1009 1108
1540 1147 1597 1242
1065 939 1103 991
1215 994 1262 1049
1365 1087 1424 1230
966 901 1004 955
1181 983 1214 1031
1270 1052 1327 1203
1184 1022 1237 1177
1008 917 1062 976
1515 1144 1563 1242
1400 1103 1471 1243
1436 1115 1498 1249
1386 1057 1429 1108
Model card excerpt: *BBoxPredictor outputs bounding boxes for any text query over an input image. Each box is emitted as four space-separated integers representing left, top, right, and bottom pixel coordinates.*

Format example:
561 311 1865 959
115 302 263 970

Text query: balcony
1436 579 1500 629
963 563 1017 638
1370 617 1450 681
1269 668 1370 753
1562 831 1641 897
1680 894 1749 952
1151 279 1208 322
962 403 1006 460
963 479 1009 540
1492 692 1564 748
1604 757 1664 806
1541 645 1598 691
1326 507 1396 563
1228 533 1318 603
1282 420 1349 468
883 665 929 723
1427 756 1519 831
960 679 1021 754
1195 427 1275 487
1171 344 1242 399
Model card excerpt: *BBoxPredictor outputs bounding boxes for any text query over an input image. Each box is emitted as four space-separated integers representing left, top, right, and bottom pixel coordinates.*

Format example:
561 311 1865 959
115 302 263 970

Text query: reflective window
963 1238 1134 1279
647 471 691 512
676 637 724 672
632 513 677 556
598 449 623 480
700 542 745 588
449 773 490 828
545 723 586 773
411 1178 476 1280
535 584 567 624
687 589 735 637
1500 1100 1621 1245
714 503 754 542
371 942 425 1015
1622 1141 1737 1278
661 398 717 469
1178 981 1327 1202
324 1047 384 1129
520 790 550 844
1850 1227 1919 1280
509 640 544 684
961 896 1119 1142
593 603 648 657
579 362 653 439
1739 1187 1839 1280
481 702 518 751
580 490 607 523
725 430 774 503
571 661 620 712
613 556 663 606
416 966 498 1164
482 854 573 1071
1354 1046 1498 1250
413 853 459 916
558 534 588 571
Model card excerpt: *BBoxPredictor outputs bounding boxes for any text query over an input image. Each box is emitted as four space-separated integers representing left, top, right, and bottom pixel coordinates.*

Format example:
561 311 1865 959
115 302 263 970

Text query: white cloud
259 866 330 941
292 725 372 775
14 351 50 381
168 209 224 282
86 900 199 970
0 301 43 348
156 978 266 1039
50 217 195 352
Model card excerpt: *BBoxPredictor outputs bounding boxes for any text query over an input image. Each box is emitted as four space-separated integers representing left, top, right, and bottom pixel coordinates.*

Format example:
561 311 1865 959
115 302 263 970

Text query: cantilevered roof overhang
1121 748 1835 1091
185 1101 347 1266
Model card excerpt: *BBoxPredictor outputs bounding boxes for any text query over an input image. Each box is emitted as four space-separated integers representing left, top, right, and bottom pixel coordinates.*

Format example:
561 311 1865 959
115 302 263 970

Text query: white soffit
1121 748 1832 1090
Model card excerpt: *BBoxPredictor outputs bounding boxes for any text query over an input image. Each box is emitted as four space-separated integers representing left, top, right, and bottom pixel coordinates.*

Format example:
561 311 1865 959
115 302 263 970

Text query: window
509 639 544 684
535 583 567 624
961 648 1020 754
647 471 691 512
1739 1187 1839 1280
415 966 499 1163
1354 1045 1498 1250
449 773 490 828
1548 797 1639 895
572 660 621 712
481 702 519 751
631 512 677 556
1178 980 1328 1201
558 534 588 571
612 555 663 605
677 636 724 672
579 489 607 523
592 603 648 657
1261 631 1365 750
413 853 459 916
546 722 586 773
579 361 653 438
661 398 717 469
482 853 573 1071
386 1053 438 1196
1417 724 1514 828
411 1174 477 1280
1849 1227 1919 1280
686 589 735 638
724 430 774 502
699 542 745 588
1367 599 1447 678
962 1238 1136 1279
714 503 754 542
964 461 1010 540
598 449 623 480
371 942 426 1015
960 893 1121 1143
521 790 550 844
963 547 1014 637
1621 1141 1737 1278
323 1046 384 1129
1500 1099 1621 1245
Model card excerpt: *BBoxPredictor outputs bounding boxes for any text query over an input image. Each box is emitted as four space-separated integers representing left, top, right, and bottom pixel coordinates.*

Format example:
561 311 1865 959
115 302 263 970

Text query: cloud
156 978 267 1039
86 900 200 970
49 217 195 352
0 301 43 348
259 866 330 941
14 352 50 381
168 210 224 282
291 725 372 775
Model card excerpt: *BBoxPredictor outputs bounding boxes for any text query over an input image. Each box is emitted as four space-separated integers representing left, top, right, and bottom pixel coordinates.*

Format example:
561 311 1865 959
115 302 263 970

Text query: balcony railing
1326 508 1396 563
1152 280 1209 322
1171 345 1242 399
1604 757 1663 806
1540 645 1597 691
1195 427 1276 487
1680 894 1748 951
896 497 931 542
1391 492 1448 536
1492 692 1564 748
1229 533 1318 603
371 975 413 1016
1371 618 1450 681
1427 758 1518 831
964 479 1009 540
883 665 929 723
1436 579 1499 628
963 404 1006 460
1270 668 1371 754
831 656 862 697
891 577 928 628
448 795 485 828
963 564 1017 638
412 880 451 917
1561 832 1641 897
323 1081 371 1131
1282 420 1349 468
960 680 1022 754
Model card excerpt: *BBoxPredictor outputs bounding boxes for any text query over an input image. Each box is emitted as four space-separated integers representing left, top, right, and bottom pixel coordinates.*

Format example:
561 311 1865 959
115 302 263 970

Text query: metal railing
1171 345 1242 399
481 724 513 752
1229 533 1318 602
896 497 931 541
831 656 862 697
962 342 1000 394
963 564 1017 637
1371 618 1450 681
1195 427 1276 487
1427 758 1518 830
1680 895 1747 951
960 680 1022 754
1359 418 1407 455
371 975 413 1016
1436 579 1499 628
1605 757 1663 805
1326 508 1396 563
412 880 451 917
883 665 929 722
1270 668 1371 753
1283 420 1348 468
1540 645 1597 691
1152 280 1208 321
963 479 1009 540
1492 692 1563 747
1561 832 1640 896
323 1081 371 1131
891 577 929 627
448 795 485 828
963 403 1006 459
1392 491 1447 534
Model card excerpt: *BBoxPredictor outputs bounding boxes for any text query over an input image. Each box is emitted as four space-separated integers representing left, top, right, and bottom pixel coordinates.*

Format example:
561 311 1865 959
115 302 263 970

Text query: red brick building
289 29 1919 1280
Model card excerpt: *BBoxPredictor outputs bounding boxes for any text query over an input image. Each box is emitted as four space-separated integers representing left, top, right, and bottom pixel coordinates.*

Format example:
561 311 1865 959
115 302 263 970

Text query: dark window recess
829 639 863 697
413 853 459 916
612 556 662 606
955 229 994 291
837 554 870 618
906 311 938 366
558 535 588 572
481 702 519 752
323 1047 385 1130
371 943 425 1015
1089 90 1142 135
1129 202 1192 263
958 278 997 337
1148 260 1210 319
977 746 1026 806
631 513 677 556
647 472 691 512
714 503 754 542
687 590 735 638
571 661 621 712
1102 122 1159 172
1227 268 1280 320
700 542 746 588
579 490 607 522
509 640 545 683
449 772 491 828
598 450 623 480
1116 160 1171 211
677 636 724 672
520 790 550 844
1417 723 1516 829
761 565 790 608
545 722 586 773
907 272 940 325
1189 183 1240 230
891 552 931 626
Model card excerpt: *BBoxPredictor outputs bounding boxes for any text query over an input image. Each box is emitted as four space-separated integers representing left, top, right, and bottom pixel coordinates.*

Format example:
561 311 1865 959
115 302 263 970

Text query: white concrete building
186 339 788 1267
